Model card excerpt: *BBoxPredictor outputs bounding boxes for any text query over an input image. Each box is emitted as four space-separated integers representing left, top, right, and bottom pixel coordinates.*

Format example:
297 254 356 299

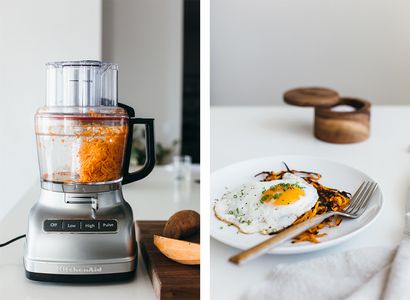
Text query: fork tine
349 182 376 215
352 182 378 216
345 181 369 213
349 181 367 206
345 183 370 215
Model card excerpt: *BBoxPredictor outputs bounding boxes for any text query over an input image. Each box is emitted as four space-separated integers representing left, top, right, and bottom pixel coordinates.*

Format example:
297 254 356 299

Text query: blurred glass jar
173 155 192 181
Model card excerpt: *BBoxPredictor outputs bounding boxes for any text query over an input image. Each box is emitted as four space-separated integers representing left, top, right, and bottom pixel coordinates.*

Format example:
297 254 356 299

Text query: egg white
214 173 319 234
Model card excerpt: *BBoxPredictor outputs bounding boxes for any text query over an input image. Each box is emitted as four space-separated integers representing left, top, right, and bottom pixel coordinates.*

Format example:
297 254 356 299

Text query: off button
99 220 117 232
44 220 62 232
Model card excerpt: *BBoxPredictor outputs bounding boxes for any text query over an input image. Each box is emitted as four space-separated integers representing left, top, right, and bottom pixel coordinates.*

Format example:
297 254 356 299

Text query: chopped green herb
273 193 282 199
269 183 304 191
260 195 269 203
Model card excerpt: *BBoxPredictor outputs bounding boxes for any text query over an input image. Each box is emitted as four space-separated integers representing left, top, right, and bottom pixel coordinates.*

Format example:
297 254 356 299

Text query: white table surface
211 105 410 300
0 166 199 300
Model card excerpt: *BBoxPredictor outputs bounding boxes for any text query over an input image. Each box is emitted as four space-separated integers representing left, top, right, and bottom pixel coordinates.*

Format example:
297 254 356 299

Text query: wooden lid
284 87 340 107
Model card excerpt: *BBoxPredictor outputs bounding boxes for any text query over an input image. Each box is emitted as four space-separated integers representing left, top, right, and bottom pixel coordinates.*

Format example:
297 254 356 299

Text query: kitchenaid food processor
23 60 155 282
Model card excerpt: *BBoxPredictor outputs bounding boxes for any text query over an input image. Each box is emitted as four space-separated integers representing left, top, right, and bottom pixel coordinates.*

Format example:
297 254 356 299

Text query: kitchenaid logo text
57 265 103 273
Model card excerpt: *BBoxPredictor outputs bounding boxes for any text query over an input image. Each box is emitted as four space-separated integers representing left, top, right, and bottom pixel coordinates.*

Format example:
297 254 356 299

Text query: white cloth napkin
245 191 410 300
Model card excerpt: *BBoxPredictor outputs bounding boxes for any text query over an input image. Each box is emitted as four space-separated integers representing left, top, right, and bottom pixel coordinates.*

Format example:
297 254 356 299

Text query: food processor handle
119 103 156 185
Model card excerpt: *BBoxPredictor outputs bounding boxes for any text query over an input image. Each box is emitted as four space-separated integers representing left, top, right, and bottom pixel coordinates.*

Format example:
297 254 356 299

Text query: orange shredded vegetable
43 114 127 183
77 124 127 182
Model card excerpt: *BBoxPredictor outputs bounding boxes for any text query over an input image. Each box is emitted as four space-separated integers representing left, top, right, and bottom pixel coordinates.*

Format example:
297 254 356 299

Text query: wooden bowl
314 98 370 144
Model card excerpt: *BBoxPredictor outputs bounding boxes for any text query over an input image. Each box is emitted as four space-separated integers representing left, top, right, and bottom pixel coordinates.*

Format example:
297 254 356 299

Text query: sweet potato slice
153 235 200 265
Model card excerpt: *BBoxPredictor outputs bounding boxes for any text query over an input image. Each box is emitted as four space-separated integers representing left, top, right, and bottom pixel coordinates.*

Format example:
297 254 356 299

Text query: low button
62 220 81 232
44 220 62 232
81 220 99 232
99 220 117 232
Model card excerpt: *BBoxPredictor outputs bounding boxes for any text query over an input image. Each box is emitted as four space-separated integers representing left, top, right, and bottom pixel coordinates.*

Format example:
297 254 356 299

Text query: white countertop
211 105 410 300
0 166 200 300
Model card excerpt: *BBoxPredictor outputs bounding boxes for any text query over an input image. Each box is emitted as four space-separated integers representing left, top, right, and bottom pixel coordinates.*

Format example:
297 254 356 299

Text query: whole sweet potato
163 210 200 239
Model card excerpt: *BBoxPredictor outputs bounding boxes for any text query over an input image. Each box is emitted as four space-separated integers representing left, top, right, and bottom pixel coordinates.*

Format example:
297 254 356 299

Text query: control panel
43 219 117 233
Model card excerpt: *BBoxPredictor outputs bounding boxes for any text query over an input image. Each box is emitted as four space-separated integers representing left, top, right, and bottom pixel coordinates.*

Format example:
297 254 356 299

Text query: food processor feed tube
24 61 155 282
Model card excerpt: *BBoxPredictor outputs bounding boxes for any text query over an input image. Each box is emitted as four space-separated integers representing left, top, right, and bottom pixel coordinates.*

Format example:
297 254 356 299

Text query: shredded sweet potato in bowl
256 167 351 243
39 109 128 184
76 124 127 183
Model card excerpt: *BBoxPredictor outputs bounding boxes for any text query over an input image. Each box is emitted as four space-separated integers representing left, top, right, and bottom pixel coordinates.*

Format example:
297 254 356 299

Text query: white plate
210 156 383 254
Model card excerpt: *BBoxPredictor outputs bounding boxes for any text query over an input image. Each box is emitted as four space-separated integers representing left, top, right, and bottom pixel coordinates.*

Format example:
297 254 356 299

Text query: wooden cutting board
135 221 200 300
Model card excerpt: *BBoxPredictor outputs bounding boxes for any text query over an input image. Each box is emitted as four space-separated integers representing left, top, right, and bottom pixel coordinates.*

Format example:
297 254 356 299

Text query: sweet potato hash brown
256 166 351 243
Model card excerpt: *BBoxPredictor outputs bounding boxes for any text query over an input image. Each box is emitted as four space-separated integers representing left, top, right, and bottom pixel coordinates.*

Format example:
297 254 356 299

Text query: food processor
23 60 155 282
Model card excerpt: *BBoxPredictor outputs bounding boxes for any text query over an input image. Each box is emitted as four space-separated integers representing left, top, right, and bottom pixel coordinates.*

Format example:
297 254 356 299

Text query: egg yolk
261 184 305 205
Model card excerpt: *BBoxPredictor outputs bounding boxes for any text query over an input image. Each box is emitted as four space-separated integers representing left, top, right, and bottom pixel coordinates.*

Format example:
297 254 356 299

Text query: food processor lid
46 60 118 107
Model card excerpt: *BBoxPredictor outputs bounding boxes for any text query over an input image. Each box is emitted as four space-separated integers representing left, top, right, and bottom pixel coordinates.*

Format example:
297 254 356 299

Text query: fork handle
229 211 335 265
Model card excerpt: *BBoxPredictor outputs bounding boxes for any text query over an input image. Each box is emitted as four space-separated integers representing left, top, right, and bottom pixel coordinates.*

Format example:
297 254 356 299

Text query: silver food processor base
24 246 137 283
23 186 137 283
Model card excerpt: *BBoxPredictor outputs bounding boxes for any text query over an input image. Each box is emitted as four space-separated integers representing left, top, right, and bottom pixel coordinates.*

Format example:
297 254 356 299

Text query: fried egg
214 173 319 234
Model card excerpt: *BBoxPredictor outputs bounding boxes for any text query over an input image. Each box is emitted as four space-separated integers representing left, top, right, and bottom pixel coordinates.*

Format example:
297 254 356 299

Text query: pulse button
99 220 117 232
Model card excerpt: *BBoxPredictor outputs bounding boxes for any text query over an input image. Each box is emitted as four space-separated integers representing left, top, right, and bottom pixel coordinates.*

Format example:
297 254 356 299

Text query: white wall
0 0 102 219
102 0 183 146
211 0 410 105
0 0 183 220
